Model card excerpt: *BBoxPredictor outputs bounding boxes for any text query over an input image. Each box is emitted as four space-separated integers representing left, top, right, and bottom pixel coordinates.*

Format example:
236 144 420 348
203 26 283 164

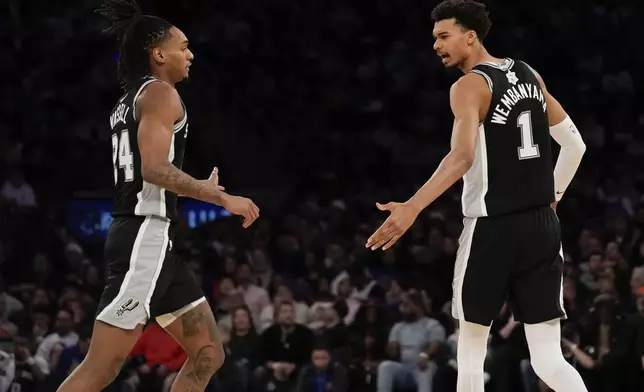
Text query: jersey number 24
112 130 134 184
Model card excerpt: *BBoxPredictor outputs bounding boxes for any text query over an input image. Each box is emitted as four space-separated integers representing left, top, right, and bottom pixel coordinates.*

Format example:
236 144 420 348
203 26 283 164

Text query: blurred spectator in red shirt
124 322 187 392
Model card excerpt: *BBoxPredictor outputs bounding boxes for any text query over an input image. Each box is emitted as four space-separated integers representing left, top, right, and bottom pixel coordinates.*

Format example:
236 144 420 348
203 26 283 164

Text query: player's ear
466 30 477 45
151 47 165 64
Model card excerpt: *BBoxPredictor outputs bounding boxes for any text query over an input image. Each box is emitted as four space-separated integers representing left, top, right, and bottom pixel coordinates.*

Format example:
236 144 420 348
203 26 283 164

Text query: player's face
159 27 194 82
432 19 473 68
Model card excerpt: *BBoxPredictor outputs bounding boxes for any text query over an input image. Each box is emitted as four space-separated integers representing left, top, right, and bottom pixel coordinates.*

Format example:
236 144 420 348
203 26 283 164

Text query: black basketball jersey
461 58 554 218
109 76 189 221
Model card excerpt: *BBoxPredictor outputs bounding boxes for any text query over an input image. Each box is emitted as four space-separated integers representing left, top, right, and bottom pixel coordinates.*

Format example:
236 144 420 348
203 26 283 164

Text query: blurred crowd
1 0 644 392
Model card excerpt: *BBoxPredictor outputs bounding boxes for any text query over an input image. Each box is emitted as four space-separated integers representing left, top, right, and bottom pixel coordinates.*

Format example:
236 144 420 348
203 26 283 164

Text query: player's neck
459 46 497 73
150 69 176 87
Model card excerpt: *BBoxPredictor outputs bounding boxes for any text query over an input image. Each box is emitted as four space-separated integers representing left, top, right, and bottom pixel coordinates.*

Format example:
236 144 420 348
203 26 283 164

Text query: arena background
1 0 643 391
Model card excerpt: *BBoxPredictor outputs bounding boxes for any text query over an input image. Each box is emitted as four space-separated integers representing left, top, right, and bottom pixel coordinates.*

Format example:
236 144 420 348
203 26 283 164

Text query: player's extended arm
532 69 586 202
407 73 485 211
137 82 224 205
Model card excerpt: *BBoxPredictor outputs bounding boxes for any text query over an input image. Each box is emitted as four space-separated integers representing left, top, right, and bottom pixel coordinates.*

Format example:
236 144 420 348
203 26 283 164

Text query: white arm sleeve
550 116 586 201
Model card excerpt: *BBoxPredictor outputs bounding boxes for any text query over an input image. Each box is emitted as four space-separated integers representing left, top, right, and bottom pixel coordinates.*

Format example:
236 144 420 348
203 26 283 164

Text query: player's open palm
366 201 420 251
222 194 260 228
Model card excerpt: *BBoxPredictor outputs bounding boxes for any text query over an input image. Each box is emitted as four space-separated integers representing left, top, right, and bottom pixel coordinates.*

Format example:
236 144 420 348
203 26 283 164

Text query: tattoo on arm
146 162 223 205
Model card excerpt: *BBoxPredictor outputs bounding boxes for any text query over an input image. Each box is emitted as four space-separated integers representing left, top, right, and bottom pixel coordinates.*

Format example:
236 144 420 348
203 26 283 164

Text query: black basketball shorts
96 216 205 330
451 205 566 326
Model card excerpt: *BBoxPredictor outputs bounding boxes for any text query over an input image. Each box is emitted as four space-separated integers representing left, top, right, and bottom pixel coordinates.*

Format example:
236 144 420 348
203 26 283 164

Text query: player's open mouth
439 53 450 63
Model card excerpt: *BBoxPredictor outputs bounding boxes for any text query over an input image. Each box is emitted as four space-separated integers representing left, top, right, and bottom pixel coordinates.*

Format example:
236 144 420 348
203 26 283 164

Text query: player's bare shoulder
450 72 492 120
136 81 183 121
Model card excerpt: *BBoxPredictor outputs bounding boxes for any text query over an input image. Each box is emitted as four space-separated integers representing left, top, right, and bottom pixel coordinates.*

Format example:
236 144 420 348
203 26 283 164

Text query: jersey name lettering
491 83 546 125
110 103 130 129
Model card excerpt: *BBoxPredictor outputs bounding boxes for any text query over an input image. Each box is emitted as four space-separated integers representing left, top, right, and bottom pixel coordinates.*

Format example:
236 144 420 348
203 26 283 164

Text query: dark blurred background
1 0 643 391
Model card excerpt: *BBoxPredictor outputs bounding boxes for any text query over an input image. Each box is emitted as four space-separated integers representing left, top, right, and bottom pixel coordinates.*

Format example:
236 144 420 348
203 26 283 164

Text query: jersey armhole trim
519 60 538 77
470 69 493 93
132 78 162 122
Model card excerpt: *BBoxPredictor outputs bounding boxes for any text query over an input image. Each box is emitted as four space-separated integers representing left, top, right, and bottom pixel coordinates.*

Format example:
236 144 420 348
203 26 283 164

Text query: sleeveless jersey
461 58 554 218
109 76 188 221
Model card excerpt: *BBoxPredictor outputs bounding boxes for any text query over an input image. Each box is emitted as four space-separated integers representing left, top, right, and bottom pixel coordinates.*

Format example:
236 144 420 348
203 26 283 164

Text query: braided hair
96 0 173 91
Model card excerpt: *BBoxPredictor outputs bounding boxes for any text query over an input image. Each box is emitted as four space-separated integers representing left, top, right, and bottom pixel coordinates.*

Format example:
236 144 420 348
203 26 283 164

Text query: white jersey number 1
517 110 540 160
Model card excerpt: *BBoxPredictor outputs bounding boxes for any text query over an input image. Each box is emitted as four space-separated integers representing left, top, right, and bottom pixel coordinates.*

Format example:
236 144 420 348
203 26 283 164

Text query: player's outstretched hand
221 193 260 228
366 201 420 251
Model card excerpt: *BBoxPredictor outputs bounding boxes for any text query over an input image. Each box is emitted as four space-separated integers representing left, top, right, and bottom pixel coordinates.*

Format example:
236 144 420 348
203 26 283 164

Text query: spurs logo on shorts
116 298 140 318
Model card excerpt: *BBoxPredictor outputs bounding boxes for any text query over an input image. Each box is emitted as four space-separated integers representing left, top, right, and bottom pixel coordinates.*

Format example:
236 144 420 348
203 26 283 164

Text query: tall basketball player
57 1 259 391
366 1 588 391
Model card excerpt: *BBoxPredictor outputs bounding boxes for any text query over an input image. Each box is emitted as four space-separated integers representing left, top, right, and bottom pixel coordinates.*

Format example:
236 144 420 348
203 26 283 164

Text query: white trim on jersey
461 124 489 218
470 69 493 93
482 58 514 71
173 112 188 132
132 77 161 122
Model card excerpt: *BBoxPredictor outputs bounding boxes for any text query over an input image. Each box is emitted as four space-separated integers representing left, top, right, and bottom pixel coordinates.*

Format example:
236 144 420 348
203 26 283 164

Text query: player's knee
188 341 225 376
530 352 565 381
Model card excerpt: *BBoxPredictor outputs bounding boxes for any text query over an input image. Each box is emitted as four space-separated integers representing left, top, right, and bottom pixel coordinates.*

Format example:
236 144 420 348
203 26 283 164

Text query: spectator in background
630 267 644 298
0 338 14 392
124 322 187 392
8 336 49 392
26 305 52 345
624 287 644 387
331 272 361 325
257 301 314 391
349 299 391 389
378 291 446 392
578 294 630 391
580 252 605 293
35 309 78 371
0 295 18 339
250 249 274 291
0 170 36 208
236 262 270 326
0 284 24 323
313 300 351 364
295 342 348 392
228 306 261 374
51 326 91 387
259 283 308 332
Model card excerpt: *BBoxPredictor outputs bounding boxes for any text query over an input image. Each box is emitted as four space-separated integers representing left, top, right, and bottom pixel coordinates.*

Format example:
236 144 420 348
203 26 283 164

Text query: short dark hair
96 0 173 91
431 0 492 42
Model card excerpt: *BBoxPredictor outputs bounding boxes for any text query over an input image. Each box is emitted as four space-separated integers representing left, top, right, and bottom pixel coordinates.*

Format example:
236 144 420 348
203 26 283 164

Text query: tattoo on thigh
187 345 217 383
181 308 205 337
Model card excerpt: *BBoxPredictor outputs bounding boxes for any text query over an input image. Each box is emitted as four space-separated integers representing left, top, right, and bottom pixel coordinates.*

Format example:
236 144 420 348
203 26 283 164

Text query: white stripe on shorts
452 217 478 321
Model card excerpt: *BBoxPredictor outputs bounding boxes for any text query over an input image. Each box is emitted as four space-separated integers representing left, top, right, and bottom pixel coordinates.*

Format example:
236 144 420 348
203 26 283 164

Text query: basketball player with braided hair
57 1 259 391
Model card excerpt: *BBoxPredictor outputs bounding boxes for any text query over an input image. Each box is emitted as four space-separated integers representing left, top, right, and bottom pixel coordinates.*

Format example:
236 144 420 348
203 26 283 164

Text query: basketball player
57 1 259 391
366 1 588 391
